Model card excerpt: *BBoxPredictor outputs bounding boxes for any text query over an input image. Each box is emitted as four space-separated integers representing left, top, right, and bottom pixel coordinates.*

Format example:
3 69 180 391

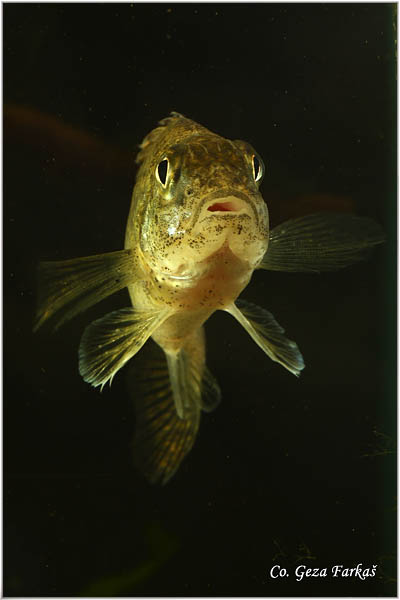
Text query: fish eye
252 154 263 182
156 158 169 187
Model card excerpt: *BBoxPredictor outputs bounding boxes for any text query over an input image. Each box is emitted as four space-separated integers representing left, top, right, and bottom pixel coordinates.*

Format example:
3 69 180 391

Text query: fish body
124 113 269 420
35 113 385 484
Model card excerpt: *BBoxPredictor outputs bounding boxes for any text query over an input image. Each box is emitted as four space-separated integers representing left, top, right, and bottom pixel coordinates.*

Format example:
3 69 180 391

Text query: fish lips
194 191 259 227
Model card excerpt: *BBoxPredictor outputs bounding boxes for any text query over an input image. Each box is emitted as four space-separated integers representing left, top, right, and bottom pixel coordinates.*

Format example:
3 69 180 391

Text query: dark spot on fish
173 166 182 183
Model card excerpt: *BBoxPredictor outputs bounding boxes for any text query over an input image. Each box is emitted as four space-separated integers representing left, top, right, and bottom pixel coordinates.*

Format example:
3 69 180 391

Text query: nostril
208 201 238 212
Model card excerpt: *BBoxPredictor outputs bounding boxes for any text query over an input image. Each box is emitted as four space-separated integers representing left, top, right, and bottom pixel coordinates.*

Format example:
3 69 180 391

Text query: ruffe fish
35 112 384 484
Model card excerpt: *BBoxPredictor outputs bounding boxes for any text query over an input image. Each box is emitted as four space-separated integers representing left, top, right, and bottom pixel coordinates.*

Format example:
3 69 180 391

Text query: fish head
132 115 269 282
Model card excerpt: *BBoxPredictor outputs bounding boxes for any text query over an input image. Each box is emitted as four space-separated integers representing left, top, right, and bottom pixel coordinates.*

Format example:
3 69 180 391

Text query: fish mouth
195 191 257 224
207 199 245 213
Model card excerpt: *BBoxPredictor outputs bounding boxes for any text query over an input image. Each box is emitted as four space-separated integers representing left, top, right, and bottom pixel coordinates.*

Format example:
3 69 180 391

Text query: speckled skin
125 113 269 354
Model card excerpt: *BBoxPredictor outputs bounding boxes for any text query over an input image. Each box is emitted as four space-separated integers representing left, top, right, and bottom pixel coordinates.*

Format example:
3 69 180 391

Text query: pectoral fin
34 249 139 331
79 307 172 389
225 300 305 376
259 213 385 273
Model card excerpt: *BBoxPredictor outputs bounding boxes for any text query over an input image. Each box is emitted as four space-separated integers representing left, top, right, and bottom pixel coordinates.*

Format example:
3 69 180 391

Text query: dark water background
4 3 396 597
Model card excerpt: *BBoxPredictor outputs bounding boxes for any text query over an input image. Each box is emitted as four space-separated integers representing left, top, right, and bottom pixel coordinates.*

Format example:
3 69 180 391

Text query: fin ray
166 349 221 419
130 357 200 485
200 367 222 413
225 300 305 376
130 333 221 484
78 307 172 389
259 213 385 273
34 249 139 331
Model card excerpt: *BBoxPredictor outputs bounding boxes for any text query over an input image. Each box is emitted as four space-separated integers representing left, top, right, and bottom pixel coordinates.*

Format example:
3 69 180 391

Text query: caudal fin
130 354 200 485
130 333 221 485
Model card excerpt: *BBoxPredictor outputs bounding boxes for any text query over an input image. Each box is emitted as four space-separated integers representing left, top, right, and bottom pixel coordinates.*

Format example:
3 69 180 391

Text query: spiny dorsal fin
259 212 385 273
225 299 305 376
78 306 172 390
136 112 210 165
34 249 140 331
136 112 185 165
